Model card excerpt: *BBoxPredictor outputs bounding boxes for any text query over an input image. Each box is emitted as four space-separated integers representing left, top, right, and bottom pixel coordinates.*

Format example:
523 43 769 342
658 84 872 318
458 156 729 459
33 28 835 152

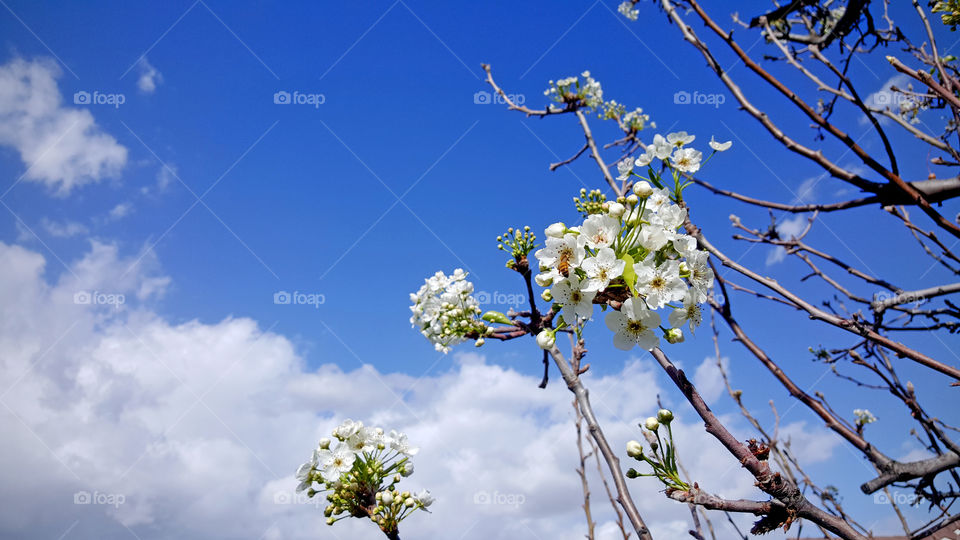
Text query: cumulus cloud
0 58 127 195
766 215 808 266
41 217 88 238
692 356 729 405
136 58 162 94
0 241 832 539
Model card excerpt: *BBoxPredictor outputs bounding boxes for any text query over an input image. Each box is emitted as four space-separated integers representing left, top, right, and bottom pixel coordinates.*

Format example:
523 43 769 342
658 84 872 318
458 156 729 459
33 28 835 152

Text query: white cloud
766 215 808 266
692 356 729 405
136 57 163 94
107 202 132 221
41 217 88 238
0 241 840 539
0 58 127 195
779 421 843 464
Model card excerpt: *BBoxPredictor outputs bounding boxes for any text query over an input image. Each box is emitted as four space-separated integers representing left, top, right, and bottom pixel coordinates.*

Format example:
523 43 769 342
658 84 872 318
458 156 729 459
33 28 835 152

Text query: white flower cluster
409 269 487 353
603 100 654 132
626 131 730 176
544 70 605 110
618 1 639 21
534 133 728 351
854 409 878 426
296 420 432 533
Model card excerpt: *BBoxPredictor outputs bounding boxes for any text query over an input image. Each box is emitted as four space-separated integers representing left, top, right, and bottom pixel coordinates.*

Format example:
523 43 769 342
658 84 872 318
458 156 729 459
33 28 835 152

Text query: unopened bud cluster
625 409 689 491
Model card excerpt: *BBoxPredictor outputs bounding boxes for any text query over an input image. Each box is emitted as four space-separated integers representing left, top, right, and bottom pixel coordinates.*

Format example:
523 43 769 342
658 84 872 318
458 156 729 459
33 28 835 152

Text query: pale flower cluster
854 409 878 426
296 420 432 534
618 1 639 20
409 269 487 353
628 131 730 176
534 178 716 351
544 70 605 110
532 132 730 351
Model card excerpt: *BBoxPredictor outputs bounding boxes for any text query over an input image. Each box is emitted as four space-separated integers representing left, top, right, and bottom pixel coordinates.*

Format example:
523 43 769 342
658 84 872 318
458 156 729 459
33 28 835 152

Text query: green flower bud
657 409 674 424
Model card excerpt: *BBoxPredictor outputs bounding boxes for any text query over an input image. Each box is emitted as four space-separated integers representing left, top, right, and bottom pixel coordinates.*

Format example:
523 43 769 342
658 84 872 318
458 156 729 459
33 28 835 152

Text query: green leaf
481 310 511 325
621 254 637 294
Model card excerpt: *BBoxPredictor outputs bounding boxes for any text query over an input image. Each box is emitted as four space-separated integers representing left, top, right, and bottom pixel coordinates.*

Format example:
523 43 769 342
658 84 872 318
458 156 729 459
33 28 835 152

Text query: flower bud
657 409 674 424
318 438 331 450
665 327 684 344
608 202 625 218
401 462 414 477
626 440 644 459
382 492 394 505
626 468 639 478
535 273 554 287
541 289 553 302
633 181 654 198
644 417 660 431
536 329 556 350
326 517 335 525
405 497 416 508
626 194 639 206
545 222 566 238
474 337 485 347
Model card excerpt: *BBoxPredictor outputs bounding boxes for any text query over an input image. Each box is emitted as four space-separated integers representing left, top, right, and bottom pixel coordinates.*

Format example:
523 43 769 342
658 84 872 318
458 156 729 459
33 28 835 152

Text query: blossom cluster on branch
535 132 727 351
296 420 432 538
409 269 488 353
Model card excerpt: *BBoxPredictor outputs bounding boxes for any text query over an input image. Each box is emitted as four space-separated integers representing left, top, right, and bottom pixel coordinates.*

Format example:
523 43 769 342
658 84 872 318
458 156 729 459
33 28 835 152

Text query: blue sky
0 1 958 539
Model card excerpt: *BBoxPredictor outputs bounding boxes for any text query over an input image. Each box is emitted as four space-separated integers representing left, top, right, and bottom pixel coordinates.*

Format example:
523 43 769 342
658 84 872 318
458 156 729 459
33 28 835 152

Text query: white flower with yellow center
685 250 715 303
534 233 584 279
318 442 356 482
605 297 661 351
580 214 620 250
634 259 686 309
581 248 625 292
667 131 695 147
670 147 702 174
552 276 597 320
668 290 703 334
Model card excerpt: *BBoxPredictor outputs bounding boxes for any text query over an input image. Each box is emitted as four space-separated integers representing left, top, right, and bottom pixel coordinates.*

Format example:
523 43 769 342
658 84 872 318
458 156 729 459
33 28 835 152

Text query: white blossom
581 248 626 292
389 430 420 457
634 259 686 309
580 214 620 250
670 147 702 174
317 442 356 482
552 276 597 321
617 158 633 180
605 297 661 351
667 131 695 147
668 290 703 334
618 1 639 20
709 136 732 152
